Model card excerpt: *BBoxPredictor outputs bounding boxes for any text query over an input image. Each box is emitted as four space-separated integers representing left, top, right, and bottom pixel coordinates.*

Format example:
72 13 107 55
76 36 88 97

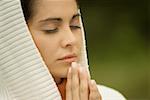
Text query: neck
56 78 67 100
55 77 63 84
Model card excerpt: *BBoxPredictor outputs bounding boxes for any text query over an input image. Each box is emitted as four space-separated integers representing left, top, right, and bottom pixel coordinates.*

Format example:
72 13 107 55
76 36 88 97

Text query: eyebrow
39 13 81 23
72 13 81 19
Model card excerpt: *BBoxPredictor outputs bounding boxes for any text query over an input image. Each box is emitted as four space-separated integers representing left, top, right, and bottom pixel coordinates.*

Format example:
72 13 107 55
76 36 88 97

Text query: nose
61 27 77 48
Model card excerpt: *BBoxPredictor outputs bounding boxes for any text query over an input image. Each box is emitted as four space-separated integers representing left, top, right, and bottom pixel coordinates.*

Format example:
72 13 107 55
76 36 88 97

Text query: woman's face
28 0 82 79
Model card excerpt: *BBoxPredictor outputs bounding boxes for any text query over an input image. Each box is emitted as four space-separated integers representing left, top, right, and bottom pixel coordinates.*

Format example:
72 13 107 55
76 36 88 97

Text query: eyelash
44 28 58 34
70 25 81 30
44 25 81 34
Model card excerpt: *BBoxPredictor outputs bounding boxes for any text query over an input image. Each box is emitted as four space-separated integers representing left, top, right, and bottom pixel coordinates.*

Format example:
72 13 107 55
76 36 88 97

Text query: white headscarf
0 0 89 100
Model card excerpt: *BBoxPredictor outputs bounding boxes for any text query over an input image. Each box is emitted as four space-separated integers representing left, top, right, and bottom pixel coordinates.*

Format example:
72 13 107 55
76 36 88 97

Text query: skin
27 0 102 99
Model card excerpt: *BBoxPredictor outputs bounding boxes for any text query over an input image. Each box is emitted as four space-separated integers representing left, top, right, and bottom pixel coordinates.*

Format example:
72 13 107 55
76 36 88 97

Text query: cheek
32 34 48 51
76 31 83 49
31 34 57 61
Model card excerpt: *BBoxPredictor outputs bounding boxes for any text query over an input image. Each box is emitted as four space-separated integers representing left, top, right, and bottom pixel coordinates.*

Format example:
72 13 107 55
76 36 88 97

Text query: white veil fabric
0 0 126 100
0 0 61 99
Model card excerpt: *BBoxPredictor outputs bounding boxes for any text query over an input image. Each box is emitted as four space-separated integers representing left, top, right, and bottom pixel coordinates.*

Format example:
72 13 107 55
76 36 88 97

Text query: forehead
33 0 78 20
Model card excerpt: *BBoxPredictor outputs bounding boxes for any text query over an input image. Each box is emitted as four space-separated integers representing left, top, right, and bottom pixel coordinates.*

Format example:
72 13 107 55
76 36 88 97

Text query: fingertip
82 67 91 79
71 62 77 68
89 80 97 88
68 67 71 73
91 80 96 85
67 67 71 79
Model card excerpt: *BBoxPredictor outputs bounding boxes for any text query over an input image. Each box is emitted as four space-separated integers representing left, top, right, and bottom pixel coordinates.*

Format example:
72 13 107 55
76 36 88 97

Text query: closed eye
43 28 58 34
70 25 81 30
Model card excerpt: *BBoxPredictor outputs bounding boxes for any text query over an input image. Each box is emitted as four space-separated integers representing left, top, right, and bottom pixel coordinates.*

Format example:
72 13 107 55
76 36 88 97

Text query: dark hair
21 0 79 21
20 0 35 21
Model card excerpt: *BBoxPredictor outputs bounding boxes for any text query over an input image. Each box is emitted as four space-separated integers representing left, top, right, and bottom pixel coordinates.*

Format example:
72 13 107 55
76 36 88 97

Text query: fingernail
67 68 71 78
91 80 96 85
71 62 77 68
68 67 71 73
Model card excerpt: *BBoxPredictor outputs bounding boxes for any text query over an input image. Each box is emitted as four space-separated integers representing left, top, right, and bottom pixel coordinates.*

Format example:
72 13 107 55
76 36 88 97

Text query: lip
58 54 77 63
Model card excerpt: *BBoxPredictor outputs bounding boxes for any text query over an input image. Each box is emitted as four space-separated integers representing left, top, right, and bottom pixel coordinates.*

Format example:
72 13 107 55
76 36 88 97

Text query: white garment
98 85 126 100
0 0 126 100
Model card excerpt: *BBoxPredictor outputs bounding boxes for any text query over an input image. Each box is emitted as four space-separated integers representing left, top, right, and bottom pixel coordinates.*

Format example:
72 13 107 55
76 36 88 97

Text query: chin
51 66 69 79
59 68 68 78
47 61 71 80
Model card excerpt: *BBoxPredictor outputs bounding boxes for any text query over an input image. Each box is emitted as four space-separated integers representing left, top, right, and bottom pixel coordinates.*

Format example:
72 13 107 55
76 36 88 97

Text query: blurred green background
79 0 149 100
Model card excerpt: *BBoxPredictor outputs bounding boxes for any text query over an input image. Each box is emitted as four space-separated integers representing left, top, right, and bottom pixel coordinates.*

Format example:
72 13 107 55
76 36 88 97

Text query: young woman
0 0 125 100
21 0 102 99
